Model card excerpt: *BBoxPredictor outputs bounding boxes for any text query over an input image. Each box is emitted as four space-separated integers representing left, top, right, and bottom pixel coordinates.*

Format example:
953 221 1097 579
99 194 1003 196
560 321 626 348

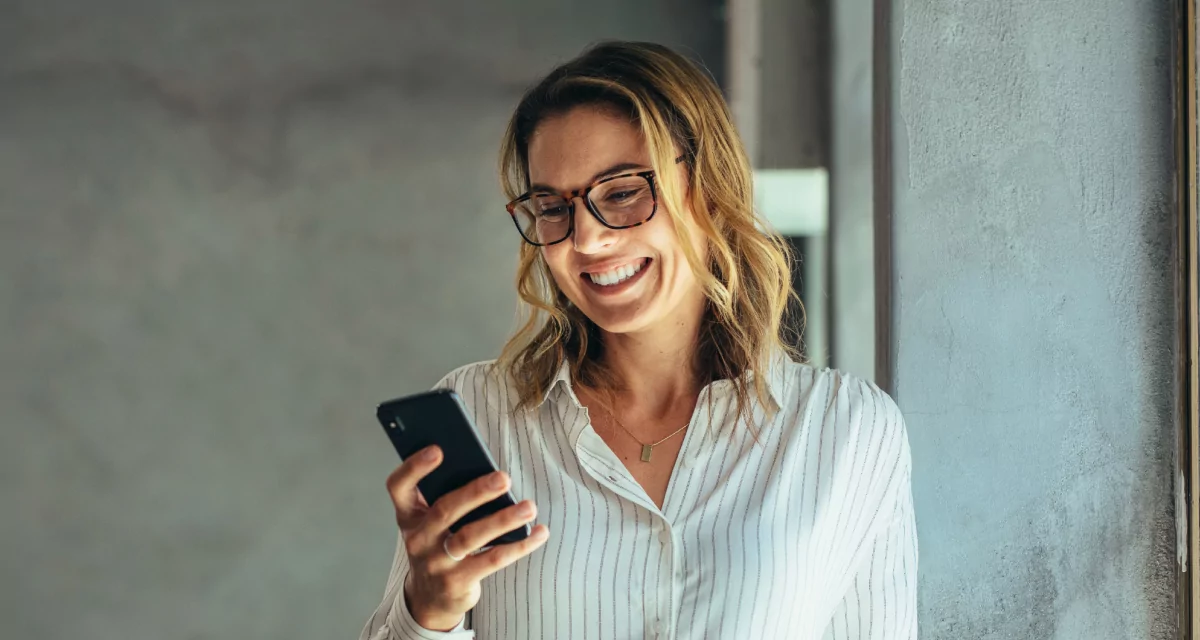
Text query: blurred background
0 0 1183 638
0 1 872 638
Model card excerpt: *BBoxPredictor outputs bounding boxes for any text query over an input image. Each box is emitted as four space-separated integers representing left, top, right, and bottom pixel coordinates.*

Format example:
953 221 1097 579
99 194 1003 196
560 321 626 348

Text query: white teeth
588 259 645 286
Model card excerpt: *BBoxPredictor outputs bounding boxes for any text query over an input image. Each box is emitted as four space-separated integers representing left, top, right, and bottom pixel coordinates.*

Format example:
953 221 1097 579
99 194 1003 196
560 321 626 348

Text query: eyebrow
528 161 648 193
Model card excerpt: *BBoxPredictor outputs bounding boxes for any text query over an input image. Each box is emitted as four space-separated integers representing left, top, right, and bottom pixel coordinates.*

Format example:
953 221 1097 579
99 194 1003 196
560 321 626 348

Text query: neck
594 298 707 420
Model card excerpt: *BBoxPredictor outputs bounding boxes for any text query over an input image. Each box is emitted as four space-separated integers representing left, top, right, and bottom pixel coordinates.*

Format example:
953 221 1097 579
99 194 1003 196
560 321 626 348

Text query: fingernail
517 501 535 517
420 447 439 462
489 473 507 489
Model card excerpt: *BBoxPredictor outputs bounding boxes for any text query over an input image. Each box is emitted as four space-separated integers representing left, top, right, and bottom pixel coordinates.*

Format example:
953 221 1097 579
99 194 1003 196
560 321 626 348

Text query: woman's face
526 105 706 336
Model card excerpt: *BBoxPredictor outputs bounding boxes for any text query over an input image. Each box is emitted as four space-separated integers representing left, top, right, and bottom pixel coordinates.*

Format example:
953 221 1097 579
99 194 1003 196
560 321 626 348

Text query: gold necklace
607 409 690 463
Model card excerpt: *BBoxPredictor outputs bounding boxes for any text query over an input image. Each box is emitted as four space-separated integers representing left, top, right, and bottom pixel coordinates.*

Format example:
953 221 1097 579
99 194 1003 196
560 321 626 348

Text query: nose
571 198 617 253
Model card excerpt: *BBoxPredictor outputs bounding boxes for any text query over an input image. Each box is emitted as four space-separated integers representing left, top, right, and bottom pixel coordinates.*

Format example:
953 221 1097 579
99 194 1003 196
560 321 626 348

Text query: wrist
403 576 464 632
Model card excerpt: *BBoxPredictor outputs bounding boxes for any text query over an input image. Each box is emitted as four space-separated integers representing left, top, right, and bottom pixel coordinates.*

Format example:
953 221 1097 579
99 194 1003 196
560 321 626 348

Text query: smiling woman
361 41 917 640
516 106 711 351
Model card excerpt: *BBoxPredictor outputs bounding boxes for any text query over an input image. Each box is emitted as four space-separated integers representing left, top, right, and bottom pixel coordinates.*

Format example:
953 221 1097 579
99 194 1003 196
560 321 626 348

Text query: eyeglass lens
511 175 655 245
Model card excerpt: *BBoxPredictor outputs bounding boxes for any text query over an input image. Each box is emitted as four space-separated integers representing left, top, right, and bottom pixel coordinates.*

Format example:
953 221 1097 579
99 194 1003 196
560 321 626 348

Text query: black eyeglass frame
505 155 687 247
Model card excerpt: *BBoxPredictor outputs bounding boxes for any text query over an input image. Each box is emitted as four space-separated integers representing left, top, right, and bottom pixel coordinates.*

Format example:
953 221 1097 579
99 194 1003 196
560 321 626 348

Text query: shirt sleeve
358 529 476 640
819 469 919 640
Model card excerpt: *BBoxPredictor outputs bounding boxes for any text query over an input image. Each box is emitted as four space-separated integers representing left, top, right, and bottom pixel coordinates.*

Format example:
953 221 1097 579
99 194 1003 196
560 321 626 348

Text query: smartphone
376 389 530 546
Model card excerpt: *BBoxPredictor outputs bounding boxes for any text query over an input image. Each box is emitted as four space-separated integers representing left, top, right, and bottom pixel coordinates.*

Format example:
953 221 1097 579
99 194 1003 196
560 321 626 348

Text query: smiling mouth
582 258 650 287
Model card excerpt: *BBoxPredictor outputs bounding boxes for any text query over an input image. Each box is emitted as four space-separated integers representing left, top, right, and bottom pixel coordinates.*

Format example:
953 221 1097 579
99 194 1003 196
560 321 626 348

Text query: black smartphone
376 389 530 546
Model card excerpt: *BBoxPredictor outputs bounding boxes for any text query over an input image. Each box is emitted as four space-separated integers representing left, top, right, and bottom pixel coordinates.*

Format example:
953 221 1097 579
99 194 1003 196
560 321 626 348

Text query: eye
531 195 569 218
596 177 650 206
604 187 649 207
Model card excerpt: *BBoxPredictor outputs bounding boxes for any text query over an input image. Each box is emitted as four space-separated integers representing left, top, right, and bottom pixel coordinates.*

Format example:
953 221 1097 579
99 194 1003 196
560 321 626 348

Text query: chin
574 303 655 336
587 315 646 336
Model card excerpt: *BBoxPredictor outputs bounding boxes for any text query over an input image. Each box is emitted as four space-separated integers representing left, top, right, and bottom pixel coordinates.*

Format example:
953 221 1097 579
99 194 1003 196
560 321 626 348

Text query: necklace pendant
640 444 653 462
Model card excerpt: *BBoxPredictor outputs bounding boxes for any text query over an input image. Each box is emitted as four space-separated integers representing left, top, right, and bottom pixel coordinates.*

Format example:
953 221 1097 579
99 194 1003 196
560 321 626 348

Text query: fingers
387 453 545 630
420 468 508 533
387 445 442 530
458 524 551 580
443 499 539 559
413 471 514 549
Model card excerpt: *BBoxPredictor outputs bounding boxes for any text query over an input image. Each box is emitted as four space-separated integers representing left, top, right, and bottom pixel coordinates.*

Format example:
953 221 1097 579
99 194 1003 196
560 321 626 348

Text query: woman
361 41 917 640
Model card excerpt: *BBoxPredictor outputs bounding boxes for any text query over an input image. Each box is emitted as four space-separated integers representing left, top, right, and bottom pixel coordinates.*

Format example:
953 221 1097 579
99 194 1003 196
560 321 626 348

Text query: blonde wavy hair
496 41 803 423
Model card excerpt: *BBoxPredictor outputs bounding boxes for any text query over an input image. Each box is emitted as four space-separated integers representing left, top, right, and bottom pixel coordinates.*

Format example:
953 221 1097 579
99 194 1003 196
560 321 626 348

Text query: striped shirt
360 351 918 640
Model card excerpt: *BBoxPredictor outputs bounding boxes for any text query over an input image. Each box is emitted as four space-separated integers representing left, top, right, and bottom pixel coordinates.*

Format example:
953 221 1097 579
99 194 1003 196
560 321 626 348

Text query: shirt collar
760 347 793 411
539 358 575 408
537 347 792 411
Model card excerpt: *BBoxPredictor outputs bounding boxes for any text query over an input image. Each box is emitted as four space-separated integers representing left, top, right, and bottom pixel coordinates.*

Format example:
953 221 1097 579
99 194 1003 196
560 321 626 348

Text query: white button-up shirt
361 353 918 639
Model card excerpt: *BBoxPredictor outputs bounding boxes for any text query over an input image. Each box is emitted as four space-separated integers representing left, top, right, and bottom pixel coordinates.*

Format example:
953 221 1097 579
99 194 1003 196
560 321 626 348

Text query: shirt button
658 530 671 545
653 621 665 634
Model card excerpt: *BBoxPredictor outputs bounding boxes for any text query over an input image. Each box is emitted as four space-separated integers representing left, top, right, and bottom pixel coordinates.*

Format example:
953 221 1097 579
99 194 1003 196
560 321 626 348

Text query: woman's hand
386 445 550 632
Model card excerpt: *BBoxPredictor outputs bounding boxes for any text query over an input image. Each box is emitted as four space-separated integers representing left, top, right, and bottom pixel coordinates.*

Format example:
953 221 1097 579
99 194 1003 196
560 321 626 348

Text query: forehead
526 106 649 191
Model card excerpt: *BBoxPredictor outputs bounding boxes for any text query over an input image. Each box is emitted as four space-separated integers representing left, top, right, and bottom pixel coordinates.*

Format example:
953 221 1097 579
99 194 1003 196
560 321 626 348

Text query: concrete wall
0 3 722 638
889 0 1179 637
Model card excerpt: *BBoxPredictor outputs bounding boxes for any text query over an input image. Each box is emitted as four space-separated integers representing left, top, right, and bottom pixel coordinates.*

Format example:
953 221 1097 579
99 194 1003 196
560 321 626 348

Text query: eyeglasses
505 156 685 247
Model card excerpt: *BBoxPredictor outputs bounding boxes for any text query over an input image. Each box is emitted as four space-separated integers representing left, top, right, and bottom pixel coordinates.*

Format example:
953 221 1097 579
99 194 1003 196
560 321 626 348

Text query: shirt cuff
386 584 474 639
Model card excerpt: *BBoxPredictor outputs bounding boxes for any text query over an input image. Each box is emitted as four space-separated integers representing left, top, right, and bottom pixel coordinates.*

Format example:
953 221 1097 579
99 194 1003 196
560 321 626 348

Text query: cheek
541 246 575 287
657 218 707 294
658 215 706 270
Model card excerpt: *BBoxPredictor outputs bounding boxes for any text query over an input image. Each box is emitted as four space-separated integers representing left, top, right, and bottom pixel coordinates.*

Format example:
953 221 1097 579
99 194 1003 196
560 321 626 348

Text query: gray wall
890 0 1179 637
0 2 722 638
830 0 875 382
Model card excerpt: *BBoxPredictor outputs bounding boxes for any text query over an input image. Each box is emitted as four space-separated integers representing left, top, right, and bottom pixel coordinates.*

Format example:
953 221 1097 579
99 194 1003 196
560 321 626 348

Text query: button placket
641 514 675 640
657 527 677 640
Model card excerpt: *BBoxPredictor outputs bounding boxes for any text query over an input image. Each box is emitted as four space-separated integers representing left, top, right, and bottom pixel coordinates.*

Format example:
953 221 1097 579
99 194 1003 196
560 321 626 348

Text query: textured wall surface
890 0 1179 637
0 2 722 638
